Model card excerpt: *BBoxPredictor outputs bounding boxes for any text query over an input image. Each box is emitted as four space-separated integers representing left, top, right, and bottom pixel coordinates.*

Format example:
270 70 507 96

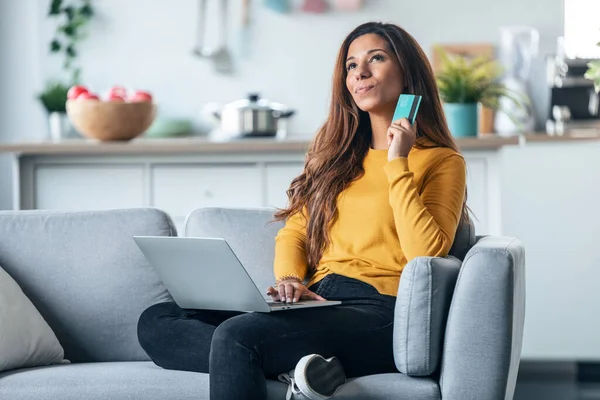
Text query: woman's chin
355 100 385 113
355 99 379 112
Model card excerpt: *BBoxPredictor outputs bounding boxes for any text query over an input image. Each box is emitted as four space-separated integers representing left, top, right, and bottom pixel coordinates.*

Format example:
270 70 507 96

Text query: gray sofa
0 207 525 400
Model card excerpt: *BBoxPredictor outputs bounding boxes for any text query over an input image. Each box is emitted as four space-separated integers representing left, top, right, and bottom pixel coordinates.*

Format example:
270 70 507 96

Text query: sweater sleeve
383 154 466 261
273 210 309 282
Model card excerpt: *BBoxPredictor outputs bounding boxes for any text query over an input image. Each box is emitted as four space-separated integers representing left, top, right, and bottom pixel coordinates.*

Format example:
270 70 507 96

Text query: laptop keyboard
267 300 319 307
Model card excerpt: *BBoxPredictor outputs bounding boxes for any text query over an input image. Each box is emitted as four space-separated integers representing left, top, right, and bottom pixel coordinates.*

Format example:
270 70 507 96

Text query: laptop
133 236 341 313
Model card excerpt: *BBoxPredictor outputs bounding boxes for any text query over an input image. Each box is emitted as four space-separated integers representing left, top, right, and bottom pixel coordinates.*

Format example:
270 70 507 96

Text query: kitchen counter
0 135 520 155
522 131 600 143
0 132 598 156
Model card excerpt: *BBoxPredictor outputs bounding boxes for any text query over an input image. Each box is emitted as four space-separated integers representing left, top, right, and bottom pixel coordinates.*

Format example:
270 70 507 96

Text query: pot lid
223 93 287 112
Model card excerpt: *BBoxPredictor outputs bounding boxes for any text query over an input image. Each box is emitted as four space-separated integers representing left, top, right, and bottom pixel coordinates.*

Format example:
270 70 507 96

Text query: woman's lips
355 85 374 95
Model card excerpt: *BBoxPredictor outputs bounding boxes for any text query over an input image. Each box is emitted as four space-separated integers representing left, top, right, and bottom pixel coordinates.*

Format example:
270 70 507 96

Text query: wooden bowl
66 100 157 141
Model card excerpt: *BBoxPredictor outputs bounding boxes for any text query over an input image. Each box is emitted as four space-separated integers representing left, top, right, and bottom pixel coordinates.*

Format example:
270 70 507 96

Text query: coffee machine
546 37 600 135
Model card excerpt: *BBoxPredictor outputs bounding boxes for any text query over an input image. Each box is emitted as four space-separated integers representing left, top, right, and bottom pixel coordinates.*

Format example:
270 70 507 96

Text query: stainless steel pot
213 93 295 139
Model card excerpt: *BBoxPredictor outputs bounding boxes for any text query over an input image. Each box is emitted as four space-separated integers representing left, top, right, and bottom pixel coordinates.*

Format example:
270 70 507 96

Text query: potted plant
584 40 600 93
434 46 523 137
37 0 94 140
37 81 71 141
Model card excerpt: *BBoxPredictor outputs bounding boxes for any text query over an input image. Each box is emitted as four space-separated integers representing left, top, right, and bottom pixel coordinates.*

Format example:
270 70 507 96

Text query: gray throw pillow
0 265 65 372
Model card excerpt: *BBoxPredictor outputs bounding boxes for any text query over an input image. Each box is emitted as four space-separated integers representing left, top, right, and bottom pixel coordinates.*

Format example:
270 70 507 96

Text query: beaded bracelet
274 275 303 287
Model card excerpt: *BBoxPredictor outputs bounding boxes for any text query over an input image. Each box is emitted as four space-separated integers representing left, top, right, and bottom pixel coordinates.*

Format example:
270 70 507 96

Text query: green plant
584 40 600 93
37 81 70 113
48 0 94 83
38 0 94 113
434 46 525 112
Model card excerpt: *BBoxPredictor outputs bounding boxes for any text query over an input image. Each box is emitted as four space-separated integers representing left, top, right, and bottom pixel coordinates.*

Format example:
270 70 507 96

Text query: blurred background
1 1 599 398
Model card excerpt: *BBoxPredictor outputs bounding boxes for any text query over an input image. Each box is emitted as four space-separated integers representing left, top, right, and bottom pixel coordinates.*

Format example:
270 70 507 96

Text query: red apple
67 85 89 100
108 94 125 102
108 85 127 98
129 90 153 103
77 92 99 100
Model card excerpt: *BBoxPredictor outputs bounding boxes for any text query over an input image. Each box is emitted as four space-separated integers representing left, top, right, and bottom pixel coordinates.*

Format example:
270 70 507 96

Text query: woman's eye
346 63 356 71
370 54 384 62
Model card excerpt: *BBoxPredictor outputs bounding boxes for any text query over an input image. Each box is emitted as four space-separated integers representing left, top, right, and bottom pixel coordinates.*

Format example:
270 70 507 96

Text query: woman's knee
137 302 177 347
211 313 265 351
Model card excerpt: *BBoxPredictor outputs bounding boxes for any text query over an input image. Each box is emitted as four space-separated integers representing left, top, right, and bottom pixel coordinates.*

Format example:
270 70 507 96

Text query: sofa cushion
0 362 439 400
0 208 176 363
0 264 64 372
185 207 283 294
331 373 440 400
394 256 461 376
0 361 288 400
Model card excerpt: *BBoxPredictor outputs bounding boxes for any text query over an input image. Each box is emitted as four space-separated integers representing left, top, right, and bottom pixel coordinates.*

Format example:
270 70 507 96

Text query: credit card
392 94 422 124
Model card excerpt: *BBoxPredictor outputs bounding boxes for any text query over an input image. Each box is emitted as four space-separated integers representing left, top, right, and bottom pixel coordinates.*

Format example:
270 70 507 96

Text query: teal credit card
392 94 422 124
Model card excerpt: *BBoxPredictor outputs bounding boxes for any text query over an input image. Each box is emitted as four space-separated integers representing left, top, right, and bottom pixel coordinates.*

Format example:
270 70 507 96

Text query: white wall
0 0 564 210
0 0 46 210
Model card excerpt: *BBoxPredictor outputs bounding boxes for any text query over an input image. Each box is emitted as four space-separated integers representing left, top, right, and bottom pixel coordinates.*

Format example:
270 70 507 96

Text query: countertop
0 132 597 156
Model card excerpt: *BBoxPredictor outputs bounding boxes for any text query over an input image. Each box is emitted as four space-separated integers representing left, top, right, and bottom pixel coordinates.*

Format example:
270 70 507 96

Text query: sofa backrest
449 217 476 261
0 208 175 363
185 207 283 294
184 207 475 291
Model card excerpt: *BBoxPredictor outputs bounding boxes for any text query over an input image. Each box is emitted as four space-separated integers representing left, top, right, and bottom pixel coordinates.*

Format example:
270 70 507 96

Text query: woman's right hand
267 279 326 303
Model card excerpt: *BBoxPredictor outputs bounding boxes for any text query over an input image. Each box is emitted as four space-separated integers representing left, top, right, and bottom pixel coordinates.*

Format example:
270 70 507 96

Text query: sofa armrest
394 255 462 376
439 236 526 400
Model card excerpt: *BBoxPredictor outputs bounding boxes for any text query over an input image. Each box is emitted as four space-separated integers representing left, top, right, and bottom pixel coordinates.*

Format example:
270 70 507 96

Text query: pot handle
278 110 295 118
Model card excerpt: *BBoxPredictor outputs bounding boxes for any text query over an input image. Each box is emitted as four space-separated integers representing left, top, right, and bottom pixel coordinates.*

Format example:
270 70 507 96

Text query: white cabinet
25 154 493 237
35 164 145 210
464 156 488 235
152 164 263 218
264 163 304 209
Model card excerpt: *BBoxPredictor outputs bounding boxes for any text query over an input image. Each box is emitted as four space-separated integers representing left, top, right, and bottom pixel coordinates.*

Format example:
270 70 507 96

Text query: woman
137 21 468 400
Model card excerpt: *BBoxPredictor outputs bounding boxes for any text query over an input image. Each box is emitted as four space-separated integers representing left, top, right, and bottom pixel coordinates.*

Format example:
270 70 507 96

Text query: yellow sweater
273 144 466 297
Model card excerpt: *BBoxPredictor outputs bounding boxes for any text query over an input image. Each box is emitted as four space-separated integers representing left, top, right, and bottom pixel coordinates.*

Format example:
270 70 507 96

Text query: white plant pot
48 112 69 142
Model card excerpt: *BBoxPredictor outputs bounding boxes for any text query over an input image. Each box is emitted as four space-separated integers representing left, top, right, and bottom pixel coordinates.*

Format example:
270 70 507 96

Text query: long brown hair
274 22 469 273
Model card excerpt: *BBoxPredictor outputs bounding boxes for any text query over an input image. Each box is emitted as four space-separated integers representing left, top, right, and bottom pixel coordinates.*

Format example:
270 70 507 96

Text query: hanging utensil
212 0 234 73
192 0 212 58
236 0 251 59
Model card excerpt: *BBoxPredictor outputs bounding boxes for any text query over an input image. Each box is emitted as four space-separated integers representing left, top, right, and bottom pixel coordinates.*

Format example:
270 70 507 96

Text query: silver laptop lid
133 236 271 313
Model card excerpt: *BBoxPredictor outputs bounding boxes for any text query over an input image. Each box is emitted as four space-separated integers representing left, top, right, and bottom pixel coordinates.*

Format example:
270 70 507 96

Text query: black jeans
137 274 397 400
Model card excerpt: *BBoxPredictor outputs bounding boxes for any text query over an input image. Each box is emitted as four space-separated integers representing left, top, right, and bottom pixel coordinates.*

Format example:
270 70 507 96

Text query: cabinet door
464 156 488 234
35 164 145 210
265 163 304 209
501 143 600 359
152 164 263 219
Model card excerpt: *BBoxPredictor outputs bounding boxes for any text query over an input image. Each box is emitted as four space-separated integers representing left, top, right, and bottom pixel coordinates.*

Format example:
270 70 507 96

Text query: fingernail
292 298 297 303
287 298 292 303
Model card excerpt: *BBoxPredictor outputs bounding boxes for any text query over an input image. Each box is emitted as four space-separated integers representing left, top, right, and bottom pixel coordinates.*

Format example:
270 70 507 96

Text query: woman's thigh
212 302 395 379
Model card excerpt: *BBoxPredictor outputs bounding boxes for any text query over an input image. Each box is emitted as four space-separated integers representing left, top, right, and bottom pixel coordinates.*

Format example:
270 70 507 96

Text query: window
564 0 600 59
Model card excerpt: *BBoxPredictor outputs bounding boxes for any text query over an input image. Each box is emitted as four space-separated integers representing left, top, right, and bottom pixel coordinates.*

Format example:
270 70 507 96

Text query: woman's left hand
387 118 416 161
